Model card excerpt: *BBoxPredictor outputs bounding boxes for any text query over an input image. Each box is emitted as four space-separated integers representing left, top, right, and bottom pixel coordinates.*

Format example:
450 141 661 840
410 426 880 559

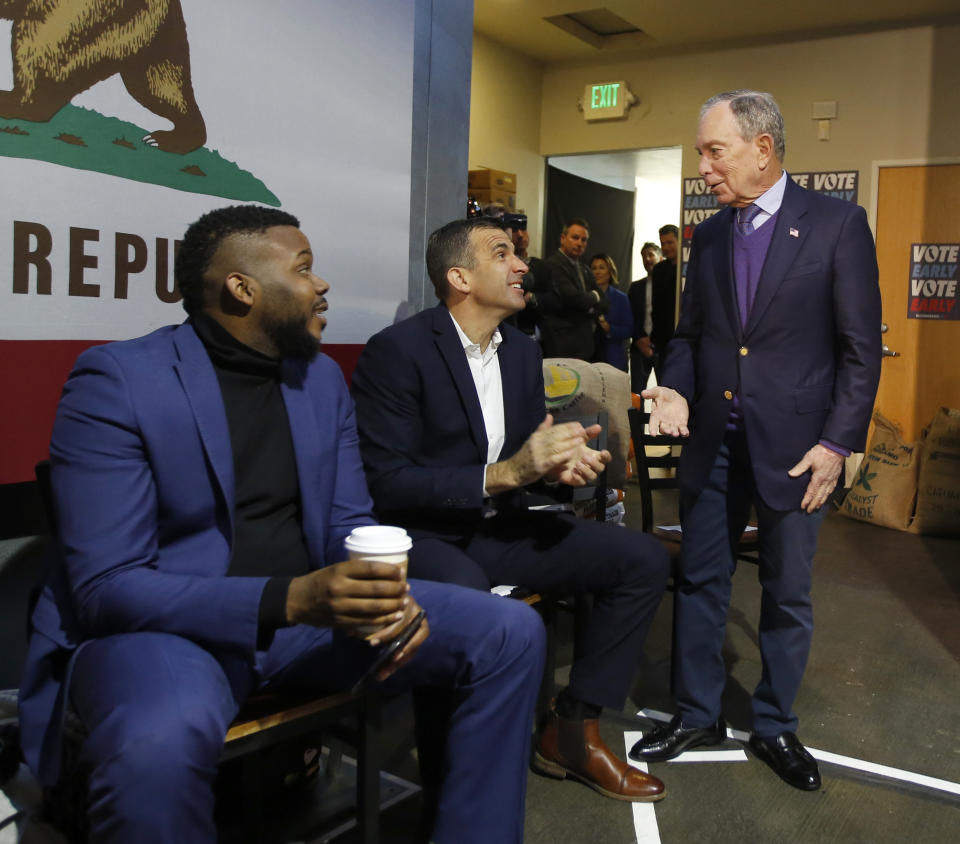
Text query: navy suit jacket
351 305 545 538
660 178 882 511
20 321 376 783
542 251 608 360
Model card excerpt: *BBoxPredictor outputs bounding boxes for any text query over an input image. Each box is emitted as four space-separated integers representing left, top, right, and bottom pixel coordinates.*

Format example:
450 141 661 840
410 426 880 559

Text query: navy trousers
69 579 545 844
674 430 827 736
408 510 670 711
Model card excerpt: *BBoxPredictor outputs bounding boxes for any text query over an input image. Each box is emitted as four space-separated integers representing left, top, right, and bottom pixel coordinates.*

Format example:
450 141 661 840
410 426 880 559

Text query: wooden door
874 164 960 442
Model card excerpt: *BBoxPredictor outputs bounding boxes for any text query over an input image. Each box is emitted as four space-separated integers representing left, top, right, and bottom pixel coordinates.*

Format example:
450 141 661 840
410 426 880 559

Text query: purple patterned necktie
736 203 762 236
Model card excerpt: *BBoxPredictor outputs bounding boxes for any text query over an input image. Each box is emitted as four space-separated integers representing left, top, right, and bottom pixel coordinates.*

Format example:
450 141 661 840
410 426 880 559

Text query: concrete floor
3 486 959 843
354 491 960 844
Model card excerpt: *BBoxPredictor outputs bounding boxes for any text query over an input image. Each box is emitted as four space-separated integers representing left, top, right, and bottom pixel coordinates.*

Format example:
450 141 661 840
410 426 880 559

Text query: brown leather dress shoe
532 710 666 802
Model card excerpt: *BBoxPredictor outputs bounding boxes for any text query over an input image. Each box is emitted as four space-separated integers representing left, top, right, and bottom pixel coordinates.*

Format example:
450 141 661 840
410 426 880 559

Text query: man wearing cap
500 212 557 342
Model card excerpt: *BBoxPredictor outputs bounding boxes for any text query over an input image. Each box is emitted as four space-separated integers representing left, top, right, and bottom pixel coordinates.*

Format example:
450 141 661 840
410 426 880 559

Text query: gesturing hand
485 414 602 493
641 386 690 437
545 437 611 486
788 444 844 513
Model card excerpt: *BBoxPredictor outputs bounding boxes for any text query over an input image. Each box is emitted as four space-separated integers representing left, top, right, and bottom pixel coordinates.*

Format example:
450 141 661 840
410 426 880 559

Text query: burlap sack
542 359 631 487
913 407 960 537
841 411 918 531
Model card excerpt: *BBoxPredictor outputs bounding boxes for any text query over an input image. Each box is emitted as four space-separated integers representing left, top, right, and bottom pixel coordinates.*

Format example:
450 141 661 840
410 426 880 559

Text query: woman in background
590 253 632 371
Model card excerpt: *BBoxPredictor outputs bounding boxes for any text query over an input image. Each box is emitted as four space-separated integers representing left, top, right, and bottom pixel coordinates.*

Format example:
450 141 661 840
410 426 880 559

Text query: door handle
882 344 899 357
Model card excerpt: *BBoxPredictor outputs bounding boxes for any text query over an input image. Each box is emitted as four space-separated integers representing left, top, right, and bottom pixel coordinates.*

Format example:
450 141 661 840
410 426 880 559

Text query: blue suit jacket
661 179 882 510
599 286 633 371
350 305 545 537
20 321 376 783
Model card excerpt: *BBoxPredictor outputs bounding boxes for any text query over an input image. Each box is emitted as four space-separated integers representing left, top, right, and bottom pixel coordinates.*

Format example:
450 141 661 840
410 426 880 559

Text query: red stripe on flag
0 340 365 484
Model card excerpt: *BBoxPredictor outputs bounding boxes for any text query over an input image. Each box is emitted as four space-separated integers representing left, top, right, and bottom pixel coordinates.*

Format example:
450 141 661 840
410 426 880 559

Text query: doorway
546 148 682 286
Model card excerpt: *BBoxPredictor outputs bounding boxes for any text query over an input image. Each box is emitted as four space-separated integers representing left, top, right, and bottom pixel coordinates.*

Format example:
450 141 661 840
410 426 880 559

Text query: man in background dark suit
630 91 881 791
351 216 670 804
542 217 608 360
649 224 680 357
628 240 661 393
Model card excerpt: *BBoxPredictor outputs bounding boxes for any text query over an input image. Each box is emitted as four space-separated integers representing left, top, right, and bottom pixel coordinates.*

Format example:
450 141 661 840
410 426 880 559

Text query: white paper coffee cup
344 525 412 574
345 526 412 633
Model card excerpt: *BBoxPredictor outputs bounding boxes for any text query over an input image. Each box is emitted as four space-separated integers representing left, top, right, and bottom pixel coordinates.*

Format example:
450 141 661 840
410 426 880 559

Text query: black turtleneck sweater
192 315 312 639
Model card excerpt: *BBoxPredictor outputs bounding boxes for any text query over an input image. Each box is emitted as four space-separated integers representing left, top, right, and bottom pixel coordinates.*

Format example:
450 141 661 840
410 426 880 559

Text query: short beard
262 314 321 361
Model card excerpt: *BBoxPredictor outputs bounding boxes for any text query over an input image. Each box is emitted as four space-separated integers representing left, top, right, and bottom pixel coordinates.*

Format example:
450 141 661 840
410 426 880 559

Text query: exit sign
582 80 634 121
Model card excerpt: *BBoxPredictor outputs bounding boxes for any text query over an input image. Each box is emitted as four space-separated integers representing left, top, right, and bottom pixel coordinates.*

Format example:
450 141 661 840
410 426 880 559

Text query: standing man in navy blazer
351 216 671 803
18 206 546 844
630 92 881 790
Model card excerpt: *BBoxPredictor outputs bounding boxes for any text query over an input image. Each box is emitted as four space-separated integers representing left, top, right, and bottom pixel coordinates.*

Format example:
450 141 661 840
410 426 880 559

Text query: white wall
470 33 546 255
539 25 960 208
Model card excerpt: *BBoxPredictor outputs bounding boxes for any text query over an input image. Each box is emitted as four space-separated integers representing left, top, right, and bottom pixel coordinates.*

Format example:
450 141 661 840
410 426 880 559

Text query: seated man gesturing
351 216 671 803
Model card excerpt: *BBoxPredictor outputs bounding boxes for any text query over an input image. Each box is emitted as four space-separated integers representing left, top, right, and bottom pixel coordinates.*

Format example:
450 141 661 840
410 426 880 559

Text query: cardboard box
468 169 517 192
469 188 516 210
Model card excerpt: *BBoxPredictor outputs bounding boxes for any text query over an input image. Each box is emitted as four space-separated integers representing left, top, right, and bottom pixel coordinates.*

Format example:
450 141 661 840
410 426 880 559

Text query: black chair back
628 407 683 532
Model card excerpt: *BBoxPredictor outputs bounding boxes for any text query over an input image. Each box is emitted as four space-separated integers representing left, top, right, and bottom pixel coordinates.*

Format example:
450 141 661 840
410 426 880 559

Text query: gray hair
701 90 785 162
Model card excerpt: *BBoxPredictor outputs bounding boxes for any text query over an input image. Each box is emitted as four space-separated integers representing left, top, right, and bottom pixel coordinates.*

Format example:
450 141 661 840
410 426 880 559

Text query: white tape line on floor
624 732 662 844
806 747 960 797
634 709 960 798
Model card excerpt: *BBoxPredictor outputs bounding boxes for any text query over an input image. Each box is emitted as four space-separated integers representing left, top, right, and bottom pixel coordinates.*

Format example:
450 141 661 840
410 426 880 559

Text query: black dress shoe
629 714 727 762
749 732 821 791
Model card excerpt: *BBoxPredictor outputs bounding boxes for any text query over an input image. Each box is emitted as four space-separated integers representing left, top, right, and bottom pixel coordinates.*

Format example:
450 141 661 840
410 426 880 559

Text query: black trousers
408 510 670 710
630 348 655 394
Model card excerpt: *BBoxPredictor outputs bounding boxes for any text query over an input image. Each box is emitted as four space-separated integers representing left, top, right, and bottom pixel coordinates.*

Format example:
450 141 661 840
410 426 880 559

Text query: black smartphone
351 609 426 695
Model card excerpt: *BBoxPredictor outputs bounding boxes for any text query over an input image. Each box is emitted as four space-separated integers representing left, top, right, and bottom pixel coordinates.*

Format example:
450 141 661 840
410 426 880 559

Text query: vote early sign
908 243 959 320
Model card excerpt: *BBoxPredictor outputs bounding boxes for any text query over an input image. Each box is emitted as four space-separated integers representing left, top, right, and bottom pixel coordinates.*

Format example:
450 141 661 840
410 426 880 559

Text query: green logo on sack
855 462 878 492
543 364 581 410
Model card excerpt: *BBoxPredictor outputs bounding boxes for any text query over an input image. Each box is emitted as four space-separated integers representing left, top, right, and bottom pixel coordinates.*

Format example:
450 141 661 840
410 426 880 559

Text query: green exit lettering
591 83 620 109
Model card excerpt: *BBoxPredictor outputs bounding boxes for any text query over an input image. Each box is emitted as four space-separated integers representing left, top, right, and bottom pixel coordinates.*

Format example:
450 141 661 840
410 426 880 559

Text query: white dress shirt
449 311 505 495
747 169 788 229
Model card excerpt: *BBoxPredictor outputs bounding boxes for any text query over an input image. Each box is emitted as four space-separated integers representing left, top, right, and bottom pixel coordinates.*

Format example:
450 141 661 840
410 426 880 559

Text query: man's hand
634 336 654 359
484 414 609 494
368 599 431 682
641 386 690 437
545 437 611 486
597 315 610 334
286 559 410 632
788 444 844 513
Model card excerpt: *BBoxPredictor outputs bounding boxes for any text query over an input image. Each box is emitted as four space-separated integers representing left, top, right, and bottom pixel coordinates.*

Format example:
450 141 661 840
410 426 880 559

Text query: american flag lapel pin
789 227 799 238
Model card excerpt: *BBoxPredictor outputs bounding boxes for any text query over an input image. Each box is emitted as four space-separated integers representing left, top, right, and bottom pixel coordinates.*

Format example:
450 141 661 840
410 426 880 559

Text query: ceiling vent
544 7 651 50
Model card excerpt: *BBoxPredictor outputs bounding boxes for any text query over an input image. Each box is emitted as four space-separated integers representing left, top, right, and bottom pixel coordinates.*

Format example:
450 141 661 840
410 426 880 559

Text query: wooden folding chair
627 408 759 580
33 461 382 843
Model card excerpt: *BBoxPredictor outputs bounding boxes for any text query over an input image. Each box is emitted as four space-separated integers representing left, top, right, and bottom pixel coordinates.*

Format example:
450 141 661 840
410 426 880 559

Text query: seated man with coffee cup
18 206 545 844
351 216 672 803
